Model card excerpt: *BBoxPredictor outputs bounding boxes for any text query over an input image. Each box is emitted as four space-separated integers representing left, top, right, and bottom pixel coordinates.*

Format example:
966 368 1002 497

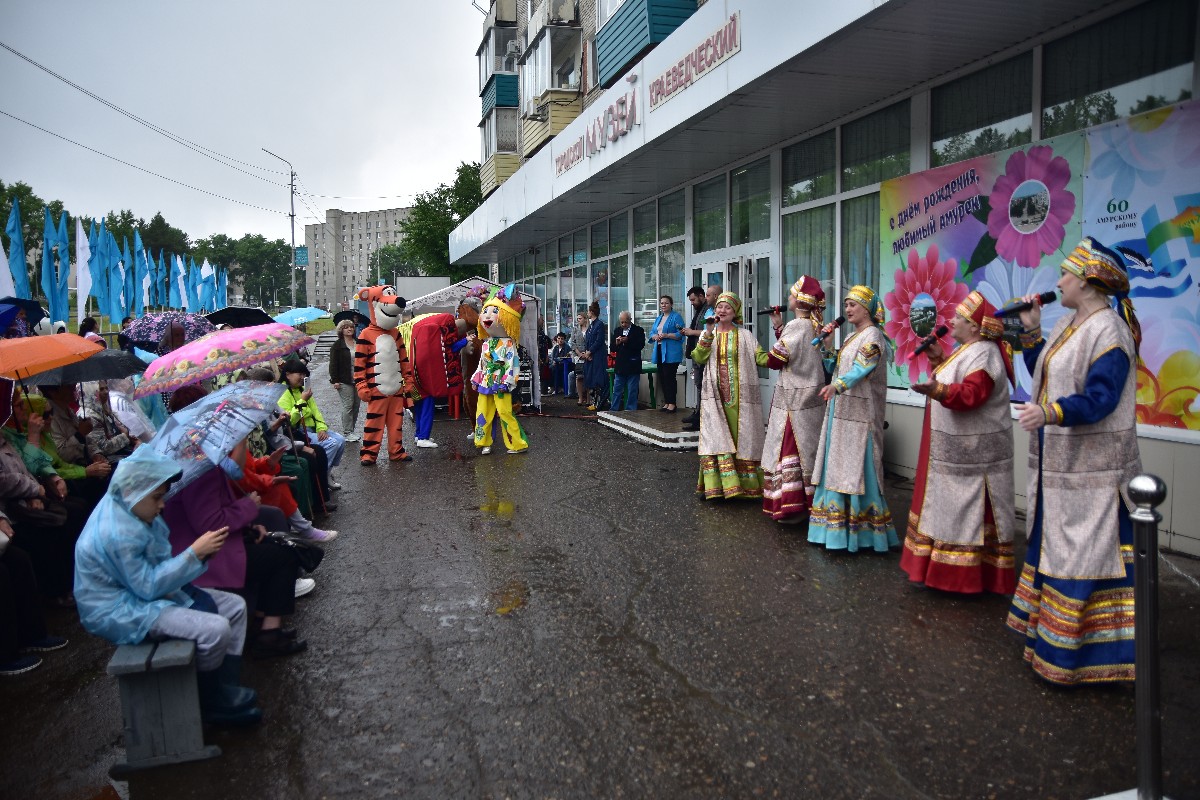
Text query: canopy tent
404 276 543 406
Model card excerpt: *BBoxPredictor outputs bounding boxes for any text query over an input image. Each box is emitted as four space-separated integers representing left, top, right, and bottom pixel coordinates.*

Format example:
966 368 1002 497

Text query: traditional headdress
1061 237 1141 354
955 290 1014 387
789 275 826 313
845 285 885 325
481 283 526 340
715 291 744 324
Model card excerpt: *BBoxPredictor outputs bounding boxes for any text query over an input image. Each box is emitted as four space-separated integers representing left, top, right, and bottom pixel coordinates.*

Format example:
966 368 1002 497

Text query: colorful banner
880 100 1200 432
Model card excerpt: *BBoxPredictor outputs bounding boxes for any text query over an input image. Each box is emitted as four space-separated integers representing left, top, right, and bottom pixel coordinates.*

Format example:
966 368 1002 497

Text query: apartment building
304 206 411 309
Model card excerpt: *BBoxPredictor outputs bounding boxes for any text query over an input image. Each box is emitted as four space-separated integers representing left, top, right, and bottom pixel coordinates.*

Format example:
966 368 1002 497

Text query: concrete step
597 407 698 450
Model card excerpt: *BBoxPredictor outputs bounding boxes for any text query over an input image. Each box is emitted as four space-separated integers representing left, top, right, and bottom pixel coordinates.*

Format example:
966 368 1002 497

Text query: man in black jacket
679 285 717 430
609 310 645 412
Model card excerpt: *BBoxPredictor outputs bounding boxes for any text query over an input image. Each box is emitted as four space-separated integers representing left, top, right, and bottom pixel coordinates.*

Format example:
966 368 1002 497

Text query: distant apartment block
304 207 411 309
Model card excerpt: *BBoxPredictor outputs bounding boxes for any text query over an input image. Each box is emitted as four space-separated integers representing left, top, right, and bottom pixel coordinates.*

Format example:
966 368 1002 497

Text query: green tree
142 211 190 257
398 162 485 281
192 233 239 268
367 243 422 283
105 209 142 252
232 234 293 308
1042 91 1118 138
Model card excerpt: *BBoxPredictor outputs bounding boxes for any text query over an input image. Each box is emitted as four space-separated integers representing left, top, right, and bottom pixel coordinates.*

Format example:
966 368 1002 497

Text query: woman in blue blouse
1007 237 1142 686
649 295 685 412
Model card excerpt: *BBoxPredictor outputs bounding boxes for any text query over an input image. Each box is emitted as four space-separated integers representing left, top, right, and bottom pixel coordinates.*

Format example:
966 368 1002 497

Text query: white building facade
451 0 1200 553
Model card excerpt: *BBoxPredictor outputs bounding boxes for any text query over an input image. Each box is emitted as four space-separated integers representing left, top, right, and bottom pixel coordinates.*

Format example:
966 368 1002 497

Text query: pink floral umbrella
133 322 314 399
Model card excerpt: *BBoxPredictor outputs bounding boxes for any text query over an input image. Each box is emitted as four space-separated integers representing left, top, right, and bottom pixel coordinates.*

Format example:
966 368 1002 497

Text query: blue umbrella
273 307 330 326
149 380 285 496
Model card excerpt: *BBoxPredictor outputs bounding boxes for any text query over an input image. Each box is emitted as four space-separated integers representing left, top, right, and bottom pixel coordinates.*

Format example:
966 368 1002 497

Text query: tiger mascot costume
353 285 415 465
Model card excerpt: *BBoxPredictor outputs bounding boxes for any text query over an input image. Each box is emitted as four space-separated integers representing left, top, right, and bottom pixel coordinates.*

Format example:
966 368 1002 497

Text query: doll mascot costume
473 285 529 455
353 285 416 465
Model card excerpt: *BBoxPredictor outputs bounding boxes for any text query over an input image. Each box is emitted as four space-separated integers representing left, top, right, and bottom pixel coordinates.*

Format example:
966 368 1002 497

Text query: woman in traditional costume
761 276 828 524
809 285 898 552
692 292 767 500
1007 238 1142 686
901 291 1016 593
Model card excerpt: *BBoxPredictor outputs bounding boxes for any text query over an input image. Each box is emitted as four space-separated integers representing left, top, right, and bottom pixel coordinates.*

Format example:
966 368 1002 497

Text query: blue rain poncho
73 447 206 645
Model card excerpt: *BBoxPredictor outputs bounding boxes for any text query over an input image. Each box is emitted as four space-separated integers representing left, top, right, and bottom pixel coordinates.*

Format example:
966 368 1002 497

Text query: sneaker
467 431 475 440
0 655 42 676
327 471 342 490
304 528 338 542
344 433 361 442
22 635 68 653
481 446 491 455
415 439 438 448
506 448 526 455
294 578 316 598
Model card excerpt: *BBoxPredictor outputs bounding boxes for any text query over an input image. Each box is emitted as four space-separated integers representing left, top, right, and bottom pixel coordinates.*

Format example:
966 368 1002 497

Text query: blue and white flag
197 258 216 312
133 230 149 317
4 198 30 299
172 254 186 310
75 217 91 327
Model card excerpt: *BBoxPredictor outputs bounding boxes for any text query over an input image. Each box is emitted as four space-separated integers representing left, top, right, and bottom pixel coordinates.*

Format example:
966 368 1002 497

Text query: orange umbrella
0 334 103 380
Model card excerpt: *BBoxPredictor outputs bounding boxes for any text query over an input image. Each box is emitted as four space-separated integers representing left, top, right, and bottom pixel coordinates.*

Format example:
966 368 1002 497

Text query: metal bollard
1128 474 1167 800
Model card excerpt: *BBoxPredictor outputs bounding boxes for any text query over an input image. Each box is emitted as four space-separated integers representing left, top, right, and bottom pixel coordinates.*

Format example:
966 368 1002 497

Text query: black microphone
756 305 785 316
913 325 949 356
810 316 845 346
993 291 1057 318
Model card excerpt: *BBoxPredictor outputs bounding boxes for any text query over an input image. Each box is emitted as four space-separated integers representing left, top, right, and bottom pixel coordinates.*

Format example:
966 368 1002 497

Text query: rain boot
197 668 263 727
215 654 258 711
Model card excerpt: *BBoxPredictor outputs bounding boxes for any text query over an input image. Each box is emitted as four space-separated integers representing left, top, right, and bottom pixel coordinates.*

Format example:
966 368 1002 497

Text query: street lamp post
262 148 297 310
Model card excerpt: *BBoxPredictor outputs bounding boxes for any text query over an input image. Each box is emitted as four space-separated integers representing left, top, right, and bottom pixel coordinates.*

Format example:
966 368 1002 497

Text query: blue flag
55 211 71 322
106 230 125 322
197 259 216 312
5 199 30 299
185 257 199 313
87 219 109 316
122 237 136 320
40 208 57 319
217 268 227 309
133 231 149 317
168 254 181 309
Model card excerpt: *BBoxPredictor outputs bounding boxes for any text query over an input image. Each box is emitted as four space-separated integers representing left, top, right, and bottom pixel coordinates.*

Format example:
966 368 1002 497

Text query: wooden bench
106 639 221 777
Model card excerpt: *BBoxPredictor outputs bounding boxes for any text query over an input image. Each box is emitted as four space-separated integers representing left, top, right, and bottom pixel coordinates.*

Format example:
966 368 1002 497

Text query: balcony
521 88 583 158
481 154 521 198
481 72 519 118
526 0 579 49
595 0 697 88
483 0 517 34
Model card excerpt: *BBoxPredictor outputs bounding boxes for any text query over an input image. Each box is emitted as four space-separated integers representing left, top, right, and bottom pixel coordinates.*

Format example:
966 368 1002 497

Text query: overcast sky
1 1 485 245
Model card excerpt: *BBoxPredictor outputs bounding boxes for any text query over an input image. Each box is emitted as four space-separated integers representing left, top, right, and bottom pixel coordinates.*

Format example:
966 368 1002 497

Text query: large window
841 193 880 302
633 202 656 248
633 249 657 341
932 54 1032 167
520 27 582 115
693 175 727 253
609 213 628 254
731 157 771 245
782 205 834 292
609 254 630 327
478 27 519 93
590 220 608 259
1042 0 1195 138
658 190 685 241
481 108 520 161
597 0 627 31
842 100 910 191
783 131 835 207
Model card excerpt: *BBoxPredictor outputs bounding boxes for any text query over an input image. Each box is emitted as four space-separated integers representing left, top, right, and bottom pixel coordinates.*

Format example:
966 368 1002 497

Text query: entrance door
690 254 775 407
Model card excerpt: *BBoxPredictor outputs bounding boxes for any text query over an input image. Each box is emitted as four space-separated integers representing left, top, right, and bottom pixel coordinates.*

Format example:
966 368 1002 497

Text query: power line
0 107 287 216
0 39 288 184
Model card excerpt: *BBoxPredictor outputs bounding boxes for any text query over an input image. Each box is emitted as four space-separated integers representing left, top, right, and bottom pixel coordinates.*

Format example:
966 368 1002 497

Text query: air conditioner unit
505 40 522 57
528 101 549 121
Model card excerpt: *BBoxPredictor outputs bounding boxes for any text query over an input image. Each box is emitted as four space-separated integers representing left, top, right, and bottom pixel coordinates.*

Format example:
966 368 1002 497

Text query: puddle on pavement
479 489 515 519
491 579 528 615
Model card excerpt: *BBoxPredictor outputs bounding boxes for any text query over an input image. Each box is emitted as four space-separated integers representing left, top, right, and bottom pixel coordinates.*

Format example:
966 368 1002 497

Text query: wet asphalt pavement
3 366 1199 800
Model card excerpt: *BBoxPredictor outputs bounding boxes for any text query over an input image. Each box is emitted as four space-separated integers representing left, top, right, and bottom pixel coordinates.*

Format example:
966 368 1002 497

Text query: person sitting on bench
74 447 262 726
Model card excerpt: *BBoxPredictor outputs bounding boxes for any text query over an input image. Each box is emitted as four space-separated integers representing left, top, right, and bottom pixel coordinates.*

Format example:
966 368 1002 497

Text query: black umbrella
206 306 275 329
32 348 149 385
333 310 369 328
0 297 47 327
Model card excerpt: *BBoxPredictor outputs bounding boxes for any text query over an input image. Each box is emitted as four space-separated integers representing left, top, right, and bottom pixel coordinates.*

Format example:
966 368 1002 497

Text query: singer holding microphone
760 276 828 524
808 286 899 553
1006 237 1143 687
900 291 1017 595
692 292 768 501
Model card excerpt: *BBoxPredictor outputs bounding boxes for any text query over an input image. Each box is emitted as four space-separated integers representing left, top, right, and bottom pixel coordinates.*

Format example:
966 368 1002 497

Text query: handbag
265 531 324 574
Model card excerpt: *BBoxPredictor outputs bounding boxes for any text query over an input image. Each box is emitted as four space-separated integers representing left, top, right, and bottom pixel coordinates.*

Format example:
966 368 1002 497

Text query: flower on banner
972 257 1067 400
986 146 1075 267
884 244 969 382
